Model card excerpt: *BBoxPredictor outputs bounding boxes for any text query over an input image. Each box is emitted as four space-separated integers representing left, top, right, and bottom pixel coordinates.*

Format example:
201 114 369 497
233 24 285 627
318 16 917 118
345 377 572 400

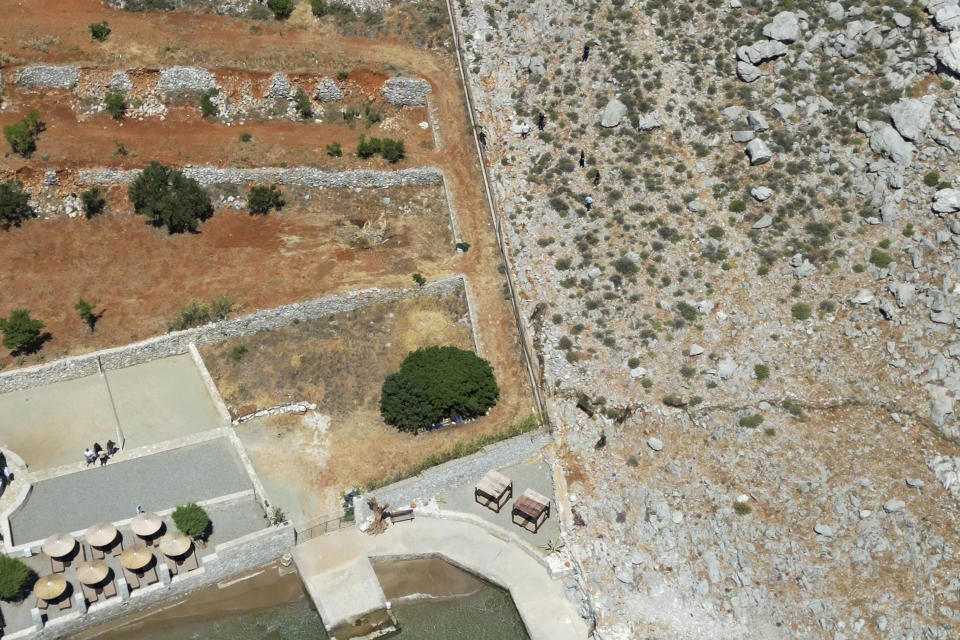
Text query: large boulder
868 125 914 165
763 11 801 42
736 61 763 82
933 188 960 213
737 40 789 64
938 39 960 75
934 4 960 31
601 98 628 127
887 96 935 141
745 138 773 165
637 111 664 130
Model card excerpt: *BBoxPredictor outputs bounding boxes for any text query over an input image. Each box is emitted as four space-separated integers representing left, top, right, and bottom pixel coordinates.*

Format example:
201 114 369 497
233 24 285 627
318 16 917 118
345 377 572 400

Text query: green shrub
738 414 764 428
171 503 211 540
627 357 641 369
870 248 892 268
267 0 294 19
380 138 405 163
0 180 33 230
753 364 770 380
662 394 686 407
293 87 313 118
3 110 44 158
104 91 126 119
357 135 404 162
707 224 725 239
0 555 32 601
0 309 44 354
239 132 252 143
199 89 218 119
790 303 811 321
80 187 106 218
924 171 941 187
728 198 746 213
247 185 285 215
680 365 696 378
89 21 111 41
229 344 248 361
128 161 213 233
733 501 752 515
326 141 342 157
168 296 233 331
380 346 500 433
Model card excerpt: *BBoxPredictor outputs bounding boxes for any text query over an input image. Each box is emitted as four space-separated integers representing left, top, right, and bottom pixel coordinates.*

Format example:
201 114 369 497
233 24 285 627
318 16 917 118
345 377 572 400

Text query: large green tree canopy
380 345 500 434
128 161 213 234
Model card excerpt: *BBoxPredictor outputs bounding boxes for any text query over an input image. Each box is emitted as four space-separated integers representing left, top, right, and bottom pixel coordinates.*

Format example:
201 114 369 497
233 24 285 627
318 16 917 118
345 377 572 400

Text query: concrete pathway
294 517 589 640
9 438 252 545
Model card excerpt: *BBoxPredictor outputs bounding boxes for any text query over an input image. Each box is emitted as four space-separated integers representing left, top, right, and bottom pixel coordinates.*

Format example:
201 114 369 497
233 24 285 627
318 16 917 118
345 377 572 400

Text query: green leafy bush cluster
199 89 218 119
326 141 342 157
172 502 211 540
89 21 111 41
0 309 44 354
267 0 294 19
128 161 213 233
380 345 500 433
870 248 892 268
0 180 33 230
311 0 354 18
790 303 811 321
293 87 312 118
104 91 126 119
81 187 106 218
3 110 44 158
247 185 285 215
168 296 233 331
0 555 32 601
738 414 764 428
357 135 405 163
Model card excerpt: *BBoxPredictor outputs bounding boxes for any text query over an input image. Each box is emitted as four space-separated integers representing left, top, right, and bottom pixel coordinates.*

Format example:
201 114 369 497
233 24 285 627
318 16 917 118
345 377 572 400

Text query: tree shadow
12 332 51 357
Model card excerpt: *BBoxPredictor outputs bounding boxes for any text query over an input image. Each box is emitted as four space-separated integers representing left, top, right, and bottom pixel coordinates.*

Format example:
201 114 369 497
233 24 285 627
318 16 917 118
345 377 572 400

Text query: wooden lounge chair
81 583 98 604
101 580 117 599
50 557 65 574
109 538 124 557
36 597 48 611
181 550 199 572
59 596 71 611
164 555 179 576
142 565 159 585
90 546 105 561
122 567 140 590
475 470 513 513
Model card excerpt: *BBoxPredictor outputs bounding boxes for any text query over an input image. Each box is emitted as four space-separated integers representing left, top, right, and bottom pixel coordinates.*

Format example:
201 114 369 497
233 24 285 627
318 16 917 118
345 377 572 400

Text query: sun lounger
165 555 179 576
110 538 124 557
36 598 48 611
143 565 159 585
81 583 98 604
90 546 105 560
50 557 65 574
101 579 117 599
181 550 199 572
59 596 71 611
122 567 140 590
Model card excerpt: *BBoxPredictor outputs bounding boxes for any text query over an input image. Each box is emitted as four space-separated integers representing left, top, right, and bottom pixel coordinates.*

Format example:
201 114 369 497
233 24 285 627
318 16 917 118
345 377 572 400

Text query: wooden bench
511 488 551 533
475 470 512 513
388 508 414 523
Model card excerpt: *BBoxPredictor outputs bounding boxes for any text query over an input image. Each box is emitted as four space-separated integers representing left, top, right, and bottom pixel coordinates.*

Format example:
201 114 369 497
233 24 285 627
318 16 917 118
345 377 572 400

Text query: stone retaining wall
8 524 296 640
77 166 443 188
0 276 467 394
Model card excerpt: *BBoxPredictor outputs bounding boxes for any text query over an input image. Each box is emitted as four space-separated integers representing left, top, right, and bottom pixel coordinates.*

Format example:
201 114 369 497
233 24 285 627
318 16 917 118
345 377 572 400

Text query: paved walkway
9 438 252 545
294 517 589 640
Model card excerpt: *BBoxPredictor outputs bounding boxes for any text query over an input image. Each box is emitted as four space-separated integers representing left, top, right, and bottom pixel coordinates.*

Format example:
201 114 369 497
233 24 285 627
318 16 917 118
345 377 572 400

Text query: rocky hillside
453 0 960 637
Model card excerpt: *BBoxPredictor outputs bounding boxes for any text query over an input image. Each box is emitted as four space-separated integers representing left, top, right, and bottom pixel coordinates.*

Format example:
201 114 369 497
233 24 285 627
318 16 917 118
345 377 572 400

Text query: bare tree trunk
366 498 390 535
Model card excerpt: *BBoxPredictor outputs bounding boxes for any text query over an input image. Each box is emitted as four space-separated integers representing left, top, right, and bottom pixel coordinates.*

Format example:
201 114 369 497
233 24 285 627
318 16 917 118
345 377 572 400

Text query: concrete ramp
293 516 589 640
300 555 396 639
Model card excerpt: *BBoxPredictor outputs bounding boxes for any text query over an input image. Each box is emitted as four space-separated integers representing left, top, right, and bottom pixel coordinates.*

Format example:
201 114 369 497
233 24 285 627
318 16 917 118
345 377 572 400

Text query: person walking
593 170 601 187
84 447 96 466
579 150 585 168
136 505 143 515
585 195 594 211
106 440 118 456
537 112 545 131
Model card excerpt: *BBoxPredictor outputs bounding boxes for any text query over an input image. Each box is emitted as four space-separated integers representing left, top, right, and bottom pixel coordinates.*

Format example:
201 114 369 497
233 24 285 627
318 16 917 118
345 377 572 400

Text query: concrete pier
293 516 589 640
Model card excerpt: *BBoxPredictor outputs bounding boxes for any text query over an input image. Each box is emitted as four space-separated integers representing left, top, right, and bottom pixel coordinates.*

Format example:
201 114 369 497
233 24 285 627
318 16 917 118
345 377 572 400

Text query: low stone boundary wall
0 275 467 395
78 166 443 188
6 523 296 640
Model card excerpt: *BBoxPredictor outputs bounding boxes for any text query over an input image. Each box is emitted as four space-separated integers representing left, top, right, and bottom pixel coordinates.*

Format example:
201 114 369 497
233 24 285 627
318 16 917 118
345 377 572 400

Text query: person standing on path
585 195 594 211
579 150 585 168
84 447 96 466
537 112 545 131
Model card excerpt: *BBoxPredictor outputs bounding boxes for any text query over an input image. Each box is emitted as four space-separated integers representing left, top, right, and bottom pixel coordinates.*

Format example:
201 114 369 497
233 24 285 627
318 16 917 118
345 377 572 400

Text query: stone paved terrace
9 438 253 545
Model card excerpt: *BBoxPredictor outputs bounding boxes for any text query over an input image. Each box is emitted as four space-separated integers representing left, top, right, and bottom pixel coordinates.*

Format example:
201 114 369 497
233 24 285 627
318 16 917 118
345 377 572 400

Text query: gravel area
10 438 253 545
